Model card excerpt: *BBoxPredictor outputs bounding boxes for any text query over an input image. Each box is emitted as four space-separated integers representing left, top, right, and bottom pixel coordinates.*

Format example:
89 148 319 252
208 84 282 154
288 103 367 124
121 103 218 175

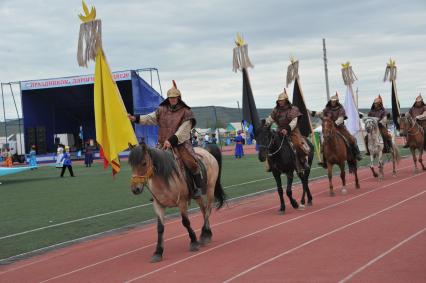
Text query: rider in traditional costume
128 81 201 199
314 92 362 167
405 94 426 149
264 89 310 173
365 95 392 155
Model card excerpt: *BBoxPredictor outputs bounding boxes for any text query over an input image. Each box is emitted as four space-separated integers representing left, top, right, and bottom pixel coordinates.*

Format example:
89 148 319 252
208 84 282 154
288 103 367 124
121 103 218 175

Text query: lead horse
128 142 226 262
256 121 314 213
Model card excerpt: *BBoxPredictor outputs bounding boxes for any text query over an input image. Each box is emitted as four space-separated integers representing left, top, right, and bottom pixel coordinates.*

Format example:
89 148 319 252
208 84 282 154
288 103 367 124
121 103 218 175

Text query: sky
0 0 425 119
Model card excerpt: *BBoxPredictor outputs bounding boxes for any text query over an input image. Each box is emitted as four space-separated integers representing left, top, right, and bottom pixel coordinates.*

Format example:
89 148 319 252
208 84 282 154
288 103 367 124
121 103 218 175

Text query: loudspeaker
36 127 47 154
27 127 36 152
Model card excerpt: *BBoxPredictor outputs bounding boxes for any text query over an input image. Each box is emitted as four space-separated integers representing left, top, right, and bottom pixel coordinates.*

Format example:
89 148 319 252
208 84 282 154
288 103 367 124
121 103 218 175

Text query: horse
399 114 425 173
363 117 401 179
128 142 226 263
321 117 360 196
256 122 314 214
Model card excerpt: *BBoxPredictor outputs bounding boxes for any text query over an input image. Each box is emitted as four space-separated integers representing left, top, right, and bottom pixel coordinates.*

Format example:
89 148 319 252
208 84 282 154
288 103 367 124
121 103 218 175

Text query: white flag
344 86 360 135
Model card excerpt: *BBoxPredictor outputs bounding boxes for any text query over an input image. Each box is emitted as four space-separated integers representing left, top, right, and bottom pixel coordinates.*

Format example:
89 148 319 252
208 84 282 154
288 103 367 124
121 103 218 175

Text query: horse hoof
298 205 306 211
190 242 200 252
150 254 163 263
341 188 347 195
307 201 313 206
356 184 360 189
200 237 211 246
329 191 335 197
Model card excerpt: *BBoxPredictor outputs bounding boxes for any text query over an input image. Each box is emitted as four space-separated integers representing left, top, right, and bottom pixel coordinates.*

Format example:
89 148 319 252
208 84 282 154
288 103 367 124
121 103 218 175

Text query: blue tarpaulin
21 70 163 152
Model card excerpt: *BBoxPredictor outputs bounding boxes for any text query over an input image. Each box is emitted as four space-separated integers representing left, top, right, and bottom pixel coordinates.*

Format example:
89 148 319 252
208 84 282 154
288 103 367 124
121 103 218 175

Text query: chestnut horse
128 142 226 262
399 114 425 173
321 117 360 196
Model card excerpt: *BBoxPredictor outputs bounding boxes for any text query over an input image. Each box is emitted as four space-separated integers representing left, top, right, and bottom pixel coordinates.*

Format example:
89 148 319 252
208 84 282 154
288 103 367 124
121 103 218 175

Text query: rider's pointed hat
415 94 423 102
167 80 182 98
330 91 339 101
276 88 289 102
374 95 383 104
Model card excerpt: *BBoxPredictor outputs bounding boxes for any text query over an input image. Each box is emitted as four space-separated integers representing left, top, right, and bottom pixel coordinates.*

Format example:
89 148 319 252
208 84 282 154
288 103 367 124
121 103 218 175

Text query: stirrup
192 188 202 199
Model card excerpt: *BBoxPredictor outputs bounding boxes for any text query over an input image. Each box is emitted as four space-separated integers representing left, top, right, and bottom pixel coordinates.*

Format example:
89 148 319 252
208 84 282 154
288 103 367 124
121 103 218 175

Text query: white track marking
0 167 323 242
124 172 425 282
224 191 426 282
0 161 409 274
339 227 426 283
9 162 391 279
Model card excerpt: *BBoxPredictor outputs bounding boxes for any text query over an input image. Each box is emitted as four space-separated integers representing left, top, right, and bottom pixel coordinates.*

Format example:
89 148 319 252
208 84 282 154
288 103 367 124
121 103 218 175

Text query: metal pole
8 83 24 155
322 38 330 101
156 69 163 97
1 84 8 142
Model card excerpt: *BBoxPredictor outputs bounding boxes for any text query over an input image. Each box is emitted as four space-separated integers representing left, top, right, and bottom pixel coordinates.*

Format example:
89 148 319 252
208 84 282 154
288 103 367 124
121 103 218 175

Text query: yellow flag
94 48 137 175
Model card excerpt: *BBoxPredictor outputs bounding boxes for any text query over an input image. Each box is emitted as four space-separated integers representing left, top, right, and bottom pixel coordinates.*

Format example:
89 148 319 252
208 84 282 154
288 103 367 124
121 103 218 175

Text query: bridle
400 116 423 137
257 130 286 156
131 157 154 187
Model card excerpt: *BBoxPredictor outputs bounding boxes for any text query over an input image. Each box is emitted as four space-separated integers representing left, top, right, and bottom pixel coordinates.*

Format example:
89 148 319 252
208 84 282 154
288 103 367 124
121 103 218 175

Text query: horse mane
128 146 179 185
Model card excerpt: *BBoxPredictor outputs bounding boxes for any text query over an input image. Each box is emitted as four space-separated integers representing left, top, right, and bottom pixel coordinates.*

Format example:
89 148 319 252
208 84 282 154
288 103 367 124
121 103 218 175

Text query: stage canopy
20 70 163 153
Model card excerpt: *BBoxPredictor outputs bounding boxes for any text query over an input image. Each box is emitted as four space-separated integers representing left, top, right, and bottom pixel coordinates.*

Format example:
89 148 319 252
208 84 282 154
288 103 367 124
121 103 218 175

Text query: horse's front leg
285 172 299 209
412 148 418 173
419 149 426 171
339 163 347 195
370 154 378 178
151 201 165 263
378 151 384 180
327 163 335 197
272 170 285 214
300 172 313 206
180 201 200 252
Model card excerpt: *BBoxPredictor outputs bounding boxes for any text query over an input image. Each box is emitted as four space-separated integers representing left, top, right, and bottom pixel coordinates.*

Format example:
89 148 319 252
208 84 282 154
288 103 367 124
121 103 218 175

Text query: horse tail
392 142 401 163
205 144 226 209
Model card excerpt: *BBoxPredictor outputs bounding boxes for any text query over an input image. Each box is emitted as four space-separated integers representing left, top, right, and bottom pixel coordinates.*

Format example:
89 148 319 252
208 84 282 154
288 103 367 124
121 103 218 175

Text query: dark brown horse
399 114 425 173
128 142 226 263
321 117 360 196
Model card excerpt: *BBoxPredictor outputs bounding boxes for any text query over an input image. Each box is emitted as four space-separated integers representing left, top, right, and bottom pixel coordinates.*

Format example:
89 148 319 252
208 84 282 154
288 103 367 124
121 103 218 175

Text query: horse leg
301 173 313 206
378 151 384 180
419 149 426 171
285 172 299 210
200 196 212 246
327 163 335 197
151 201 165 263
391 146 397 177
273 170 285 214
180 202 200 252
340 163 347 195
370 155 378 178
412 148 418 173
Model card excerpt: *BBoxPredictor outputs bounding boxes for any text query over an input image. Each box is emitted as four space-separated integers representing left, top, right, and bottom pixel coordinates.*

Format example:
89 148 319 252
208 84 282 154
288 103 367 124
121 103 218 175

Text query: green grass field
0 149 410 261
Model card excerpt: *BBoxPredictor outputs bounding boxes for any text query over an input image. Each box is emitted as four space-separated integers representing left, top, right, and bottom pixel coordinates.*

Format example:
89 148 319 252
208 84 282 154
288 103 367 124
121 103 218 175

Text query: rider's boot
192 173 203 199
353 143 363 161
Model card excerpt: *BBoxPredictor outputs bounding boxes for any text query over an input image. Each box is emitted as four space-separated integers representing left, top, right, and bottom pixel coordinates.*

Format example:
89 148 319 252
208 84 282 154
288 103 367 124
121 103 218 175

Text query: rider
405 94 426 149
128 81 202 199
365 95 392 155
315 92 362 167
264 88 310 173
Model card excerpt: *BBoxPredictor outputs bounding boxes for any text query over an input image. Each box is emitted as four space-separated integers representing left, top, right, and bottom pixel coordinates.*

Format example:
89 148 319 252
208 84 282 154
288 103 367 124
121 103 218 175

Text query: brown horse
321 117 360 196
128 142 226 263
399 114 425 173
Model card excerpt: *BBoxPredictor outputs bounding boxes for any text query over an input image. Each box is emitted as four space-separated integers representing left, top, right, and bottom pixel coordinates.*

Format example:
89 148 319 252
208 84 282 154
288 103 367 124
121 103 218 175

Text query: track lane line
338 227 426 283
124 171 426 282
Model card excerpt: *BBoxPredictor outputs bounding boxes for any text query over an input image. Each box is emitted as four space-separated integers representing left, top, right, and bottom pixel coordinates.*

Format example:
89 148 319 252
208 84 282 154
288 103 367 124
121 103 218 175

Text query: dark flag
242 68 260 133
292 77 312 137
391 80 401 129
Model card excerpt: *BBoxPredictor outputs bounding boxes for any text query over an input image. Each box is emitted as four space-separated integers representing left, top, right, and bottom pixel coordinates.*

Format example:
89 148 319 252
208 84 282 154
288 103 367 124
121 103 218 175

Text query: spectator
234 130 245 158
60 146 75 177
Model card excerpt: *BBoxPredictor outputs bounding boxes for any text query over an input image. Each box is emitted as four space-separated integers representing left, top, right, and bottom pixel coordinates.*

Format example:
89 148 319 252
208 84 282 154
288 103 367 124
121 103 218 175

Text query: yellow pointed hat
276 88 289 102
330 91 339 101
166 80 182 98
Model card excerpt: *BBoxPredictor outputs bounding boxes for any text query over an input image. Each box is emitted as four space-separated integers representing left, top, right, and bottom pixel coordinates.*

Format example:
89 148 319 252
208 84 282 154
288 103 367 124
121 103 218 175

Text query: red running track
0 158 425 283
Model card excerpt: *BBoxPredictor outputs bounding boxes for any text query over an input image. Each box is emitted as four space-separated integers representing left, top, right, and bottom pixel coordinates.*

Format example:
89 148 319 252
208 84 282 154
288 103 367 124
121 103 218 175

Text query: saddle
335 131 355 159
184 157 208 196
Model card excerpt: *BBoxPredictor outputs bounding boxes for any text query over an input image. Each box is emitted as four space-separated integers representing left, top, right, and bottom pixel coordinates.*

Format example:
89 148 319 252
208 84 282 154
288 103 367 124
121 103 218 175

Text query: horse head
398 113 414 136
321 116 335 139
128 141 153 195
363 117 379 134
255 119 273 162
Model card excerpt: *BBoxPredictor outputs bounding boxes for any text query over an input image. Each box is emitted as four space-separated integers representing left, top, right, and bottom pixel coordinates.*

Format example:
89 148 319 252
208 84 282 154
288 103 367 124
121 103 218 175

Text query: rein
401 118 423 137
258 132 286 156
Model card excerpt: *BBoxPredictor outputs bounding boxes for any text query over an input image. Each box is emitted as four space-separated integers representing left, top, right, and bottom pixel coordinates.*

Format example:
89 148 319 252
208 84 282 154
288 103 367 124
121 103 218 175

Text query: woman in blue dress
234 130 244 158
28 145 38 167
